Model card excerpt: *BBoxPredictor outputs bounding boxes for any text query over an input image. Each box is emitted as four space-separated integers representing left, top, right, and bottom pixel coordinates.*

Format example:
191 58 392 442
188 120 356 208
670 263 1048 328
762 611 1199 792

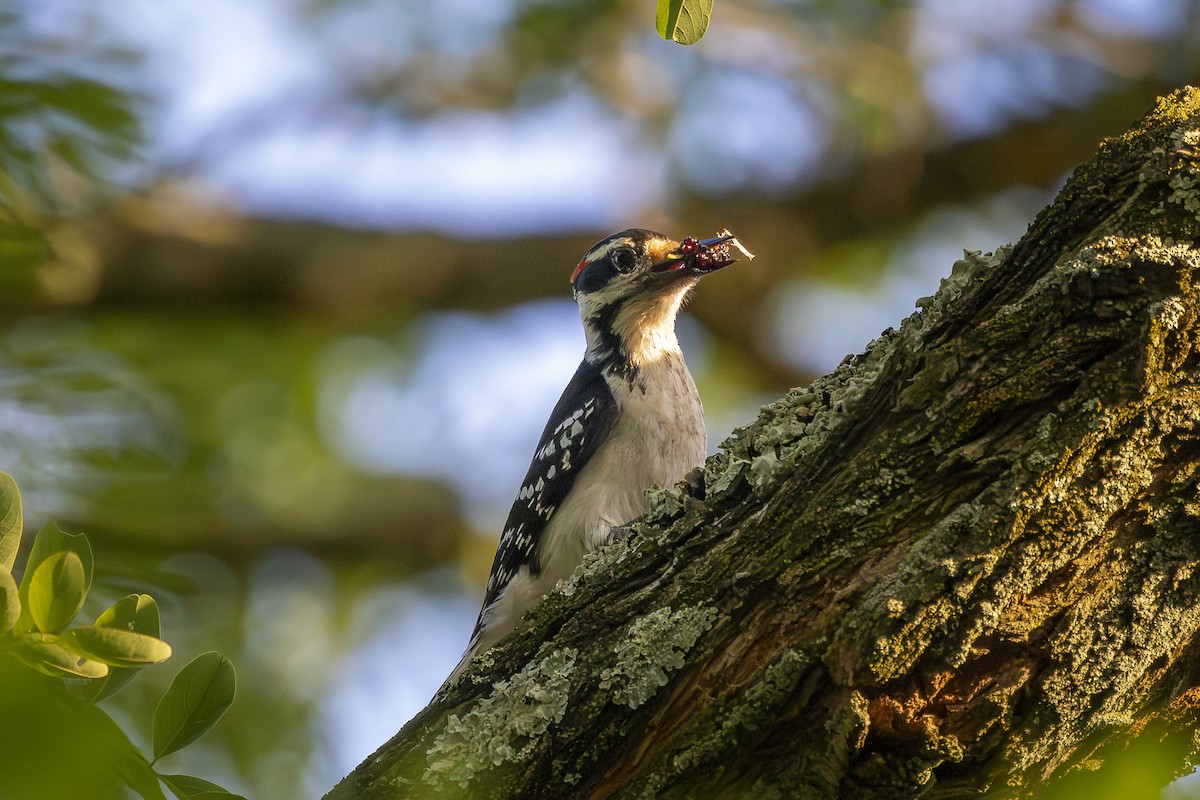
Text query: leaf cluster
0 471 241 800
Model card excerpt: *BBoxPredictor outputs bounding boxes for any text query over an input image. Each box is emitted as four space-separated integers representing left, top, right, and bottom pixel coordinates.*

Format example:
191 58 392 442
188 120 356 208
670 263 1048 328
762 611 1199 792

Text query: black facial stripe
574 257 619 294
593 301 621 355
591 301 637 382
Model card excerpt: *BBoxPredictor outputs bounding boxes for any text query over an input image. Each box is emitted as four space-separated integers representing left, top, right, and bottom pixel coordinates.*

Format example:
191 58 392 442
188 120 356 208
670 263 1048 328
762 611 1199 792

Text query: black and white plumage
448 228 742 682
477 358 618 616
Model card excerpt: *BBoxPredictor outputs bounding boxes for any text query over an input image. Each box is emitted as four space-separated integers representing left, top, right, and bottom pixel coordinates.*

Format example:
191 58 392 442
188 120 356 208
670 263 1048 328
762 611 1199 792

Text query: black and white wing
470 358 618 639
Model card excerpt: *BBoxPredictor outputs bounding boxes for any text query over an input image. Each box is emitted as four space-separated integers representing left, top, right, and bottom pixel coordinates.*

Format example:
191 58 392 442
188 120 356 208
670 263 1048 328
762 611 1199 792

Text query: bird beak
656 231 752 276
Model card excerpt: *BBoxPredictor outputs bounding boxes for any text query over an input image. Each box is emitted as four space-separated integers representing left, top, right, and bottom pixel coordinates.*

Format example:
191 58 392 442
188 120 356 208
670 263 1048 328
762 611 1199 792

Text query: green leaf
24 522 94 593
126 768 171 800
28 551 87 633
96 593 161 635
0 568 20 634
61 626 172 667
16 522 93 632
87 594 163 702
0 655 166 799
159 774 247 800
12 634 110 679
0 472 21 572
655 0 714 45
152 652 236 761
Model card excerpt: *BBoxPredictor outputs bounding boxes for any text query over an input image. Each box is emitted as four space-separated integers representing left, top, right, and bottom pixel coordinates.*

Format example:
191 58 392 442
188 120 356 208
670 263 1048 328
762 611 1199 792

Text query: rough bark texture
328 88 1200 799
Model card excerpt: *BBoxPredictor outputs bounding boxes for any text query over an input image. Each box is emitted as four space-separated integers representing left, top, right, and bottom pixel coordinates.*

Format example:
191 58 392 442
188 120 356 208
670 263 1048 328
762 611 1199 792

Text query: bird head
570 228 744 370
570 229 738 299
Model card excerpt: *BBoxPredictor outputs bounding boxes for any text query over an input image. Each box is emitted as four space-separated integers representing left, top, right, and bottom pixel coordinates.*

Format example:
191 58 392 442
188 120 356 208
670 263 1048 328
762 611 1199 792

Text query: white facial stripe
583 238 626 265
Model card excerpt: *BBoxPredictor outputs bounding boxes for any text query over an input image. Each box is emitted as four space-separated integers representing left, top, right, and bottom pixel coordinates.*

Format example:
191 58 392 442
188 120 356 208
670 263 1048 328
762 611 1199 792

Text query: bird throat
587 280 693 381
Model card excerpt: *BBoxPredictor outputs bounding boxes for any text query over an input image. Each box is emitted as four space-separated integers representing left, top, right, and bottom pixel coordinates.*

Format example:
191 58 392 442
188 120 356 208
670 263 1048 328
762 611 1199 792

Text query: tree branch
328 87 1200 799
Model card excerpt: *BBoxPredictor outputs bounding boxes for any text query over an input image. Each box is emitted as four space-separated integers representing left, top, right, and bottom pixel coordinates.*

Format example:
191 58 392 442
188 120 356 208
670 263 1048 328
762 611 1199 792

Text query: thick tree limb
328 88 1200 799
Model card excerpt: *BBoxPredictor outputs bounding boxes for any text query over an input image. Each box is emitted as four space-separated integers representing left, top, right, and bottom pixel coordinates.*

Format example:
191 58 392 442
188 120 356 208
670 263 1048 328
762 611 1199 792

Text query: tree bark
327 87 1200 799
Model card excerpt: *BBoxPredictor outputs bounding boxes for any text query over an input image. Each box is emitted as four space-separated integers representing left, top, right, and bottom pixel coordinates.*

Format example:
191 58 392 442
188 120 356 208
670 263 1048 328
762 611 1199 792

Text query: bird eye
612 247 636 273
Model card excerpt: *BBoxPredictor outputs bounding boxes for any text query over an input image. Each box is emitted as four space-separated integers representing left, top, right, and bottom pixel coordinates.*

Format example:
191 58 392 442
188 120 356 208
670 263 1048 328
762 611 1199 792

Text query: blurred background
1 0 1198 797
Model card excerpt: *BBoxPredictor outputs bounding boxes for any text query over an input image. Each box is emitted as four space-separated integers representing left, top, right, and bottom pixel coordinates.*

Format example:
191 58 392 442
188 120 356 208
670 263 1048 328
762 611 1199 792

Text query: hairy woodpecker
449 228 747 682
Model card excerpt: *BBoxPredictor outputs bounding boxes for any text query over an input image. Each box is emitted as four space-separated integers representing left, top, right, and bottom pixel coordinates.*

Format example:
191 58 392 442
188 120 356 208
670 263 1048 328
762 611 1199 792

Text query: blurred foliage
1 311 464 563
1042 729 1200 800
0 472 241 800
0 8 139 298
280 0 1198 192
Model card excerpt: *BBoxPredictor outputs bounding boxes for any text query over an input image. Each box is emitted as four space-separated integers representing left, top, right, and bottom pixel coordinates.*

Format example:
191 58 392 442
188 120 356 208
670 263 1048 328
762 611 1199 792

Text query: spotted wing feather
471 358 618 639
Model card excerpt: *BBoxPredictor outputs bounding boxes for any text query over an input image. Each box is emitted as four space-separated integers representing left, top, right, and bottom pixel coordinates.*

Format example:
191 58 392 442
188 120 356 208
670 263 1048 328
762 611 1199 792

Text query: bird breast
535 352 706 585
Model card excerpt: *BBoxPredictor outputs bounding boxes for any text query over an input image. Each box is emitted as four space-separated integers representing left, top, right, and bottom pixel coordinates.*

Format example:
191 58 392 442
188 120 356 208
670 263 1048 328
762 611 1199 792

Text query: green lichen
1166 125 1200 221
423 649 577 789
912 246 1009 332
646 482 688 520
749 450 781 491
599 605 718 708
705 456 750 500
559 528 636 597
1168 173 1200 220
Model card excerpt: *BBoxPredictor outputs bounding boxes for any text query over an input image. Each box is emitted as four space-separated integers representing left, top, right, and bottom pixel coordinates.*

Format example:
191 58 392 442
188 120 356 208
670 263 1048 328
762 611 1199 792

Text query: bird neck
581 282 692 378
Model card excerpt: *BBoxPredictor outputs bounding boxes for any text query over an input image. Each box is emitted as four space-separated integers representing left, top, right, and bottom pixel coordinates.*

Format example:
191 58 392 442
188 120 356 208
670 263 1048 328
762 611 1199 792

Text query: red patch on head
570 259 589 284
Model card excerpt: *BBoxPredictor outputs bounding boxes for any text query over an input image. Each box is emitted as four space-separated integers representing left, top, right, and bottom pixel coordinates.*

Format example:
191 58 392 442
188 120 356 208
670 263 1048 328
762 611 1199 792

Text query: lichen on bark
423 649 578 789
598 605 718 709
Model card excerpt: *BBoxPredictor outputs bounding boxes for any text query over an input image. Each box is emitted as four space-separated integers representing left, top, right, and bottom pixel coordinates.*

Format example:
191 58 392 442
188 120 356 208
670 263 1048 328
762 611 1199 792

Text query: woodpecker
449 228 748 682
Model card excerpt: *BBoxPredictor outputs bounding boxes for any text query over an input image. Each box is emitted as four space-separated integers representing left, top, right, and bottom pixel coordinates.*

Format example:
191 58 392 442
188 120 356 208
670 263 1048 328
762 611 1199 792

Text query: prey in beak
655 229 755 276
